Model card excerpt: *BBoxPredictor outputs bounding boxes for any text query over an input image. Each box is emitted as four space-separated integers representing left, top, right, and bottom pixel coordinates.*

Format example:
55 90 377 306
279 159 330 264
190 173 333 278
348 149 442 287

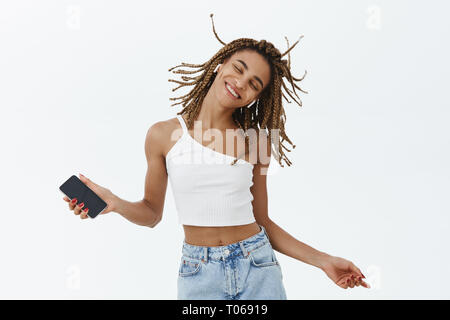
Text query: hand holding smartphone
59 174 109 219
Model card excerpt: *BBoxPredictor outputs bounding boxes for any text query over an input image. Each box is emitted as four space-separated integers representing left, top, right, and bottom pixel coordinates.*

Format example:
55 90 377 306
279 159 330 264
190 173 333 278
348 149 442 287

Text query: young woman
63 14 370 299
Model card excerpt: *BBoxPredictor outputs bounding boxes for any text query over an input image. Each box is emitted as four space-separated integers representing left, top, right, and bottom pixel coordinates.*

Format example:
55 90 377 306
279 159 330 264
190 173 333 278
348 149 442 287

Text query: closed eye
233 65 258 91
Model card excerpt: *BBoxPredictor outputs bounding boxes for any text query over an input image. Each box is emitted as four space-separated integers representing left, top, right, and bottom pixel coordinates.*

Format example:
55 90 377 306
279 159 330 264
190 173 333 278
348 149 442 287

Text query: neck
195 88 237 131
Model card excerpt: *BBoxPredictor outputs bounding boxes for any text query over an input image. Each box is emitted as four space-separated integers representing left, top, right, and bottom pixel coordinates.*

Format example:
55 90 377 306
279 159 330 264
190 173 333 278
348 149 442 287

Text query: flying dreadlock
167 13 307 167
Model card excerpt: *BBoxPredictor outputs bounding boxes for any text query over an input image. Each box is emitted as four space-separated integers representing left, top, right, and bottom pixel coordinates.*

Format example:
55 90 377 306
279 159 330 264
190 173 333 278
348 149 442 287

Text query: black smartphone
59 175 107 218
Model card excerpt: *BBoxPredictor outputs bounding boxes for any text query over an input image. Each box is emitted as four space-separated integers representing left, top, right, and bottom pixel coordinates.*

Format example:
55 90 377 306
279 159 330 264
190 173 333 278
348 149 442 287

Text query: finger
348 276 355 288
351 274 359 288
345 278 351 288
355 276 362 287
77 202 85 215
339 274 350 284
100 206 109 214
80 208 89 218
351 264 365 279
69 198 77 210
337 281 347 289
74 202 84 215
79 174 96 189
80 209 89 219
63 196 70 202
360 280 371 288
356 266 366 279
338 278 349 289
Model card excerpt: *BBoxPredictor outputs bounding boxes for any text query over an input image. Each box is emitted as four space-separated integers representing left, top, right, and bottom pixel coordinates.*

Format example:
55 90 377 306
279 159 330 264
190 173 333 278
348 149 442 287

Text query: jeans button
224 249 230 256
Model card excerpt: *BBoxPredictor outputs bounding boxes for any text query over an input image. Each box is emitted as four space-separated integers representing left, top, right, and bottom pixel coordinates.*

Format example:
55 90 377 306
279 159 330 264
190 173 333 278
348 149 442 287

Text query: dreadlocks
167 13 307 167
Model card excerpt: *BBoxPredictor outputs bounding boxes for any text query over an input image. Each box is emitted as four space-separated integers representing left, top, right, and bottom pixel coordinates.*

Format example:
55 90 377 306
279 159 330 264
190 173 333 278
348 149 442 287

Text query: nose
235 79 244 90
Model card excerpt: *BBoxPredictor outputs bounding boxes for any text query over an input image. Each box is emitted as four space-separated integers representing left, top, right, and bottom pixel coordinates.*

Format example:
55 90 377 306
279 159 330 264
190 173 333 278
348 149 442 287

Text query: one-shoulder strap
176 115 188 134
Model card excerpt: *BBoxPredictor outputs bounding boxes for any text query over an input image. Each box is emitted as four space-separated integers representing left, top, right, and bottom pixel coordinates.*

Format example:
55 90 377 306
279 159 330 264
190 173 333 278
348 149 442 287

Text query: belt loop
203 247 208 263
261 225 270 242
239 240 249 258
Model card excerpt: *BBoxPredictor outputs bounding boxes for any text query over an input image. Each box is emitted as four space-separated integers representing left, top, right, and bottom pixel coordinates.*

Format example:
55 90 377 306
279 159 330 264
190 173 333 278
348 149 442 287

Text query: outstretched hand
320 256 370 289
63 173 117 219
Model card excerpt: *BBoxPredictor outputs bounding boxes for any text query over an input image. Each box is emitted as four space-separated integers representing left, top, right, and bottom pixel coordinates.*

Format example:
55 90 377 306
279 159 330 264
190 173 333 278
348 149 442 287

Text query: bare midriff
183 222 262 247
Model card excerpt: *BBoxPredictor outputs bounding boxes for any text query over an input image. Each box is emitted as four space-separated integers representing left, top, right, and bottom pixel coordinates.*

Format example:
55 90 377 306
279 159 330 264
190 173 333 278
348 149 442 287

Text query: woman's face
213 49 271 110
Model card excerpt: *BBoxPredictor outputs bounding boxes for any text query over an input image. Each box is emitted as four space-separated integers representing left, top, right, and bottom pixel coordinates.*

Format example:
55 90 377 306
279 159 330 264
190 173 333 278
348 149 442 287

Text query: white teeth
226 83 239 98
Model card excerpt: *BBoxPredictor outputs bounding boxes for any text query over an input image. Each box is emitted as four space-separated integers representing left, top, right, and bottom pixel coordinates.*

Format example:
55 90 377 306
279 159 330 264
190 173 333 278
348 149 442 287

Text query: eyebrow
236 59 264 89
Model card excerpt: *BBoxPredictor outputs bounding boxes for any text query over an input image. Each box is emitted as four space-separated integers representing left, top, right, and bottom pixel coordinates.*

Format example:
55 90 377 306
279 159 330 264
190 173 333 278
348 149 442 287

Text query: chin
221 101 239 110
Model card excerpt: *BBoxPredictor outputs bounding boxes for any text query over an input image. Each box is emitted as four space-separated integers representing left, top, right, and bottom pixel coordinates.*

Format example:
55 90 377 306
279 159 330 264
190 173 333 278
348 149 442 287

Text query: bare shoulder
145 117 182 159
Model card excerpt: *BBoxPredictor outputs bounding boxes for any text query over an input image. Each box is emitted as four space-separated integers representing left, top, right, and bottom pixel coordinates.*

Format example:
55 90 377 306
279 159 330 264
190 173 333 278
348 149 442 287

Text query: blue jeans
177 225 287 300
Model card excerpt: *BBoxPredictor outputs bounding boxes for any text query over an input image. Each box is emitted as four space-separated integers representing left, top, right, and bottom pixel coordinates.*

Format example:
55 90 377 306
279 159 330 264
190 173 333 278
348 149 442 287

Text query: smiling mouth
225 81 241 99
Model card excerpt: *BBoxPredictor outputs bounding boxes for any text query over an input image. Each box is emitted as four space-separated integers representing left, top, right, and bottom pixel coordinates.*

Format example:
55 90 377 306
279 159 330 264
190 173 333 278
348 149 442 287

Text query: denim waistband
181 224 271 262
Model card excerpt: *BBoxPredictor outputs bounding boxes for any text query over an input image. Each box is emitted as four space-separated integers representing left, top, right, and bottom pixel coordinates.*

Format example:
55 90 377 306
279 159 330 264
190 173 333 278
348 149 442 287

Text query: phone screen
59 175 107 218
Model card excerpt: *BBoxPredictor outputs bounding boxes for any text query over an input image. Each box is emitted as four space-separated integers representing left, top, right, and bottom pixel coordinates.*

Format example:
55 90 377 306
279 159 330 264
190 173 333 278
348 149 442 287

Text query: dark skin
173 49 271 247
63 49 369 289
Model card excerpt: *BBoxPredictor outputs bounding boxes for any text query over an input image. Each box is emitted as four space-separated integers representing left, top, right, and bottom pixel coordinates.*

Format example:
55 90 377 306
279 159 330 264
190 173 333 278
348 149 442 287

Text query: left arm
250 131 369 289
250 132 328 268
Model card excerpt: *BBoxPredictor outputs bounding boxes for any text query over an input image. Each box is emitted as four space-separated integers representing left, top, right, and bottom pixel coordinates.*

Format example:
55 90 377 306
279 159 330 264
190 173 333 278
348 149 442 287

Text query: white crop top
165 115 256 226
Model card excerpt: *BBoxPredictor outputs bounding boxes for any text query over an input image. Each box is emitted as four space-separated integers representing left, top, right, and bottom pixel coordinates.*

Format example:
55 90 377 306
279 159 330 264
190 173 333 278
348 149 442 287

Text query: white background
1 0 449 299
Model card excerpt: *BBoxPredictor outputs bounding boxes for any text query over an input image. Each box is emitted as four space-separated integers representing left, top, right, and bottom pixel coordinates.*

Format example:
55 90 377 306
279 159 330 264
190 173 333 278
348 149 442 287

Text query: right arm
63 122 169 228
114 122 168 228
